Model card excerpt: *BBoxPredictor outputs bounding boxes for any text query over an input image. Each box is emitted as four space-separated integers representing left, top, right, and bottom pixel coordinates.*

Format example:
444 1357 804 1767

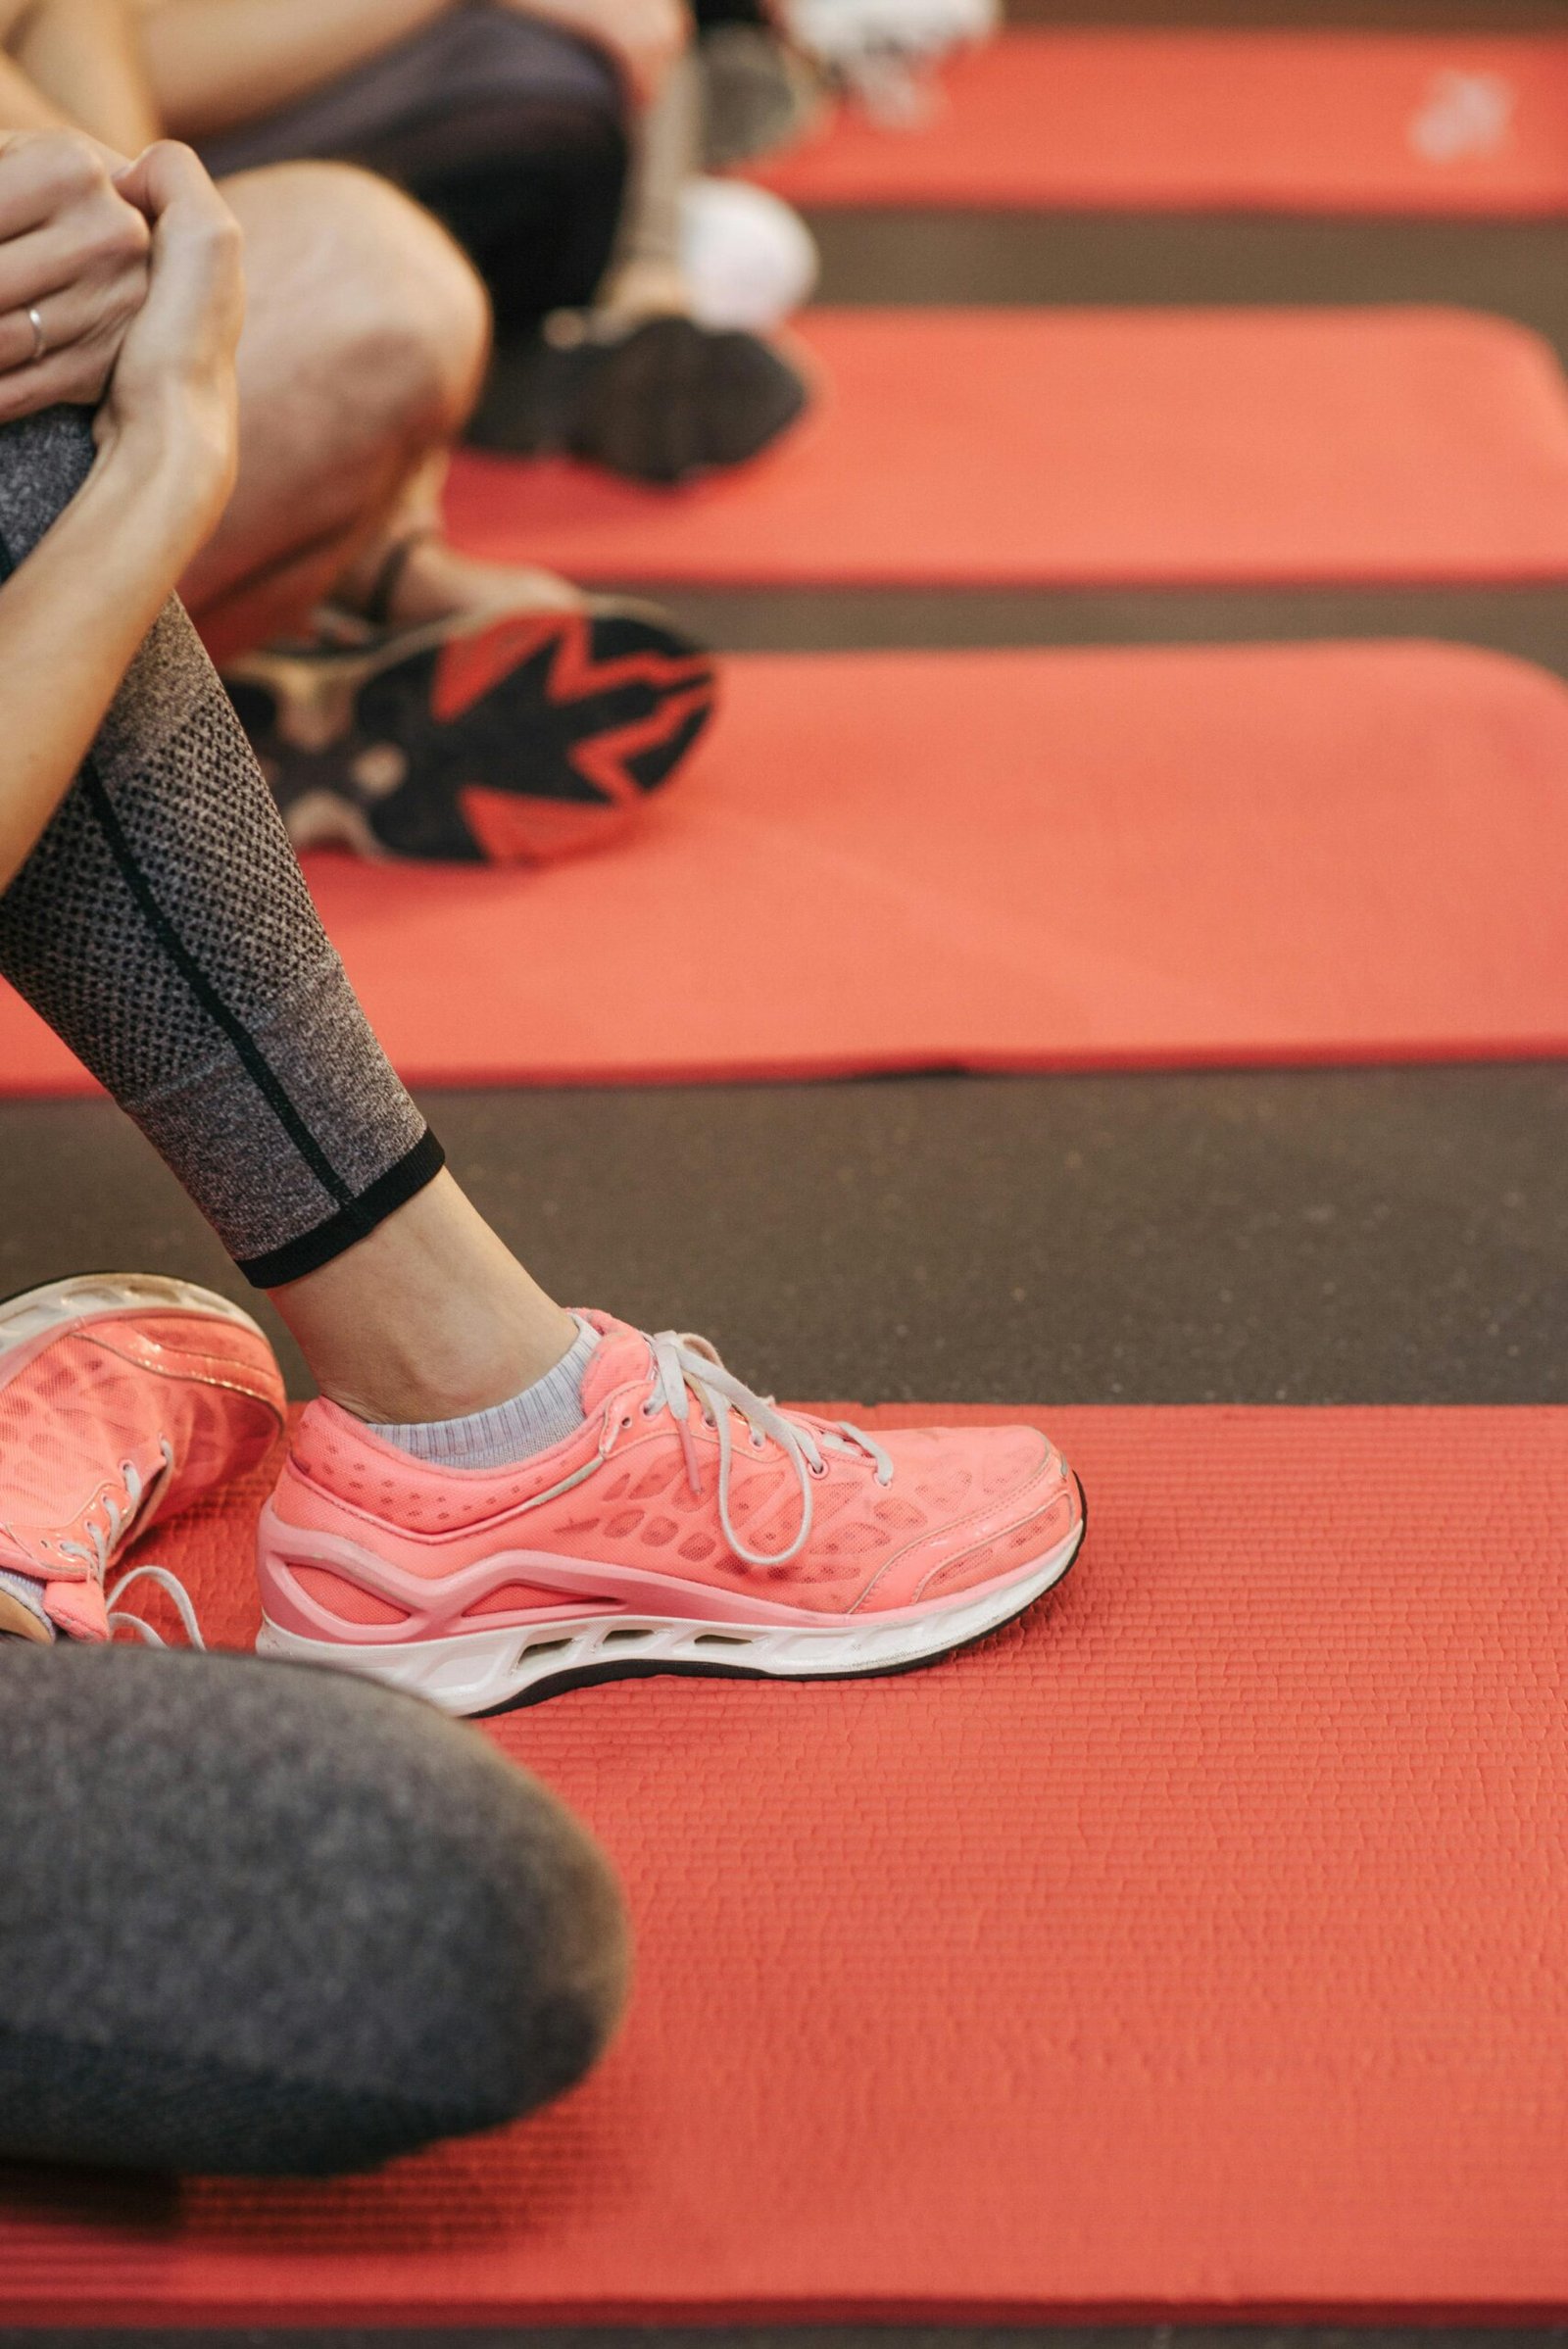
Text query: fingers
0 268 141 375
0 132 241 441
0 205 149 321
114 139 230 234
101 137 244 469
0 318 124 423
0 131 150 409
114 141 244 354
0 130 144 249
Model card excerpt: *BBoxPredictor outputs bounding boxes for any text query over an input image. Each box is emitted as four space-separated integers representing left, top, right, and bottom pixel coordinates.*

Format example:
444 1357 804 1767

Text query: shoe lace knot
620 1330 893 1570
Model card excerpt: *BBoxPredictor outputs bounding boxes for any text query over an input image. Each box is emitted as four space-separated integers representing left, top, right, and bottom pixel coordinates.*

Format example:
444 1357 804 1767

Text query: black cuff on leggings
235 1130 447 1291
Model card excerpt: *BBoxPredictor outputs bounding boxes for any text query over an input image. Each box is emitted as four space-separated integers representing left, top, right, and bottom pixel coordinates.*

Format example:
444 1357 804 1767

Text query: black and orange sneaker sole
226 602 718 865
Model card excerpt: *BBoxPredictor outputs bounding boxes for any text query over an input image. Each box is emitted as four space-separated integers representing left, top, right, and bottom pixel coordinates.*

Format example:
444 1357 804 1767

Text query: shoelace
625 1330 894 1569
56 1443 206 1648
104 1563 207 1650
55 1444 168 1588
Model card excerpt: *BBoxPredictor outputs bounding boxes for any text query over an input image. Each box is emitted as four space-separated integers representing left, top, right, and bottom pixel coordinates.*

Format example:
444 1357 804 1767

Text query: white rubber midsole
0 1272 267 1376
256 1517 1084 1714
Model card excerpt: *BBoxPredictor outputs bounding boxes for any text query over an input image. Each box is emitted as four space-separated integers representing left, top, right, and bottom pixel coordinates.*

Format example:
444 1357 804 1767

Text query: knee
0 1647 630 2176
228 160 493 447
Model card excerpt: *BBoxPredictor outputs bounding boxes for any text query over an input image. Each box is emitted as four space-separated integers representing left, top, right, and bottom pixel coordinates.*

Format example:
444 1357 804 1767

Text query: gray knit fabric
0 1643 628 2175
0 409 442 1287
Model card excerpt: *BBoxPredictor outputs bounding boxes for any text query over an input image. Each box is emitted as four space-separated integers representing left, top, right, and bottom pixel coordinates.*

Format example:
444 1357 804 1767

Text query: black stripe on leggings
79 754 362 1210
0 510 441 1290
236 1130 447 1290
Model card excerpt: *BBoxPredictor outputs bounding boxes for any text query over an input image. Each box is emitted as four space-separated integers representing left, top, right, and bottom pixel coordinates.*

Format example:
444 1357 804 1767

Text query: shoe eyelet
641 1399 660 1418
808 1460 828 1480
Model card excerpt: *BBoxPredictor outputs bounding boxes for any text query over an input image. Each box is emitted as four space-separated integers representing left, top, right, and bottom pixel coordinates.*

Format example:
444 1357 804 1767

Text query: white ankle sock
371 1318 599 1472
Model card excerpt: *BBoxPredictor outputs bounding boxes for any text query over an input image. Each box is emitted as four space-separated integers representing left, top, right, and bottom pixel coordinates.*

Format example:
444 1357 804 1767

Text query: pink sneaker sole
256 1481 1085 1713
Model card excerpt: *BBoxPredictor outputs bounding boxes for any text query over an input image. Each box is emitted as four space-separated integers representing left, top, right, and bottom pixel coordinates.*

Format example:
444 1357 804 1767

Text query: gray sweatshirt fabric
0 1642 628 2175
0 407 444 1287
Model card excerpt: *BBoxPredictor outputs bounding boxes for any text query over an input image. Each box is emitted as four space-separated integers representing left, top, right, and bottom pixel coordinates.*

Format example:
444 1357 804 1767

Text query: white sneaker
784 0 999 122
680 177 820 334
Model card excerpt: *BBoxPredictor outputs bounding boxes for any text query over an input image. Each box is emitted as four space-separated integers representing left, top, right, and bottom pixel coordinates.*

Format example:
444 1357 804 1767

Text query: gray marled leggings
0 408 443 1287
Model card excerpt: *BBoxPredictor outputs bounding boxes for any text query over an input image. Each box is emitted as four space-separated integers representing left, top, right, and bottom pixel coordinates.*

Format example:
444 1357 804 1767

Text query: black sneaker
226 601 718 865
467 312 811 486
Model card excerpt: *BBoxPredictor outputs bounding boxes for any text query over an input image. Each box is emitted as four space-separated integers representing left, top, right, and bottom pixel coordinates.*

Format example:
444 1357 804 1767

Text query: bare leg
271 1170 579 1425
179 162 494 661
595 50 704 323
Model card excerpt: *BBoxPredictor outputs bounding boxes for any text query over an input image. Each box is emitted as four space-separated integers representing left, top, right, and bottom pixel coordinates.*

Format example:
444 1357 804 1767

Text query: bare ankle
320 1315 579 1428
270 1172 579 1427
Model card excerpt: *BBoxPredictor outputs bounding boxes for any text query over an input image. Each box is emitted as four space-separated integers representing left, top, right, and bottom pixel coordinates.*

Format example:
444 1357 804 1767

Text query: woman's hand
96 138 244 542
504 0 690 108
0 128 151 423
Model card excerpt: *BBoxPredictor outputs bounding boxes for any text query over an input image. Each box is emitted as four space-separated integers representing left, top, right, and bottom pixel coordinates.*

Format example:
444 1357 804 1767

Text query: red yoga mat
759 30 1568 218
444 308 1568 589
2 639 1566 1094
5 1404 1565 2325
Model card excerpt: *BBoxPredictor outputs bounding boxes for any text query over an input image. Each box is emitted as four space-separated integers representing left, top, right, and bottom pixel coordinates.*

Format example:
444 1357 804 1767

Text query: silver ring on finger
25 306 46 365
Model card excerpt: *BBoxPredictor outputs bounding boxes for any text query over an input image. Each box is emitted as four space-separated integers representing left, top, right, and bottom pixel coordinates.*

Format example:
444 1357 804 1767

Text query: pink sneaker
257 1313 1084 1712
0 1274 286 1644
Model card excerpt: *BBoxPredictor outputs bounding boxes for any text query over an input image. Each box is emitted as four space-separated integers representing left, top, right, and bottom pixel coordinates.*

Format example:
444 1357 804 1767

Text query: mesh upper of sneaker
0 1313 285 1580
273 1317 1074 1627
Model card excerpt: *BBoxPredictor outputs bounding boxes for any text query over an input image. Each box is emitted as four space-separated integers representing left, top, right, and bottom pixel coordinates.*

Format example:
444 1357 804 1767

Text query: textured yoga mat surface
2 639 1566 1093
445 308 1568 588
4 1405 1565 2323
760 31 1568 216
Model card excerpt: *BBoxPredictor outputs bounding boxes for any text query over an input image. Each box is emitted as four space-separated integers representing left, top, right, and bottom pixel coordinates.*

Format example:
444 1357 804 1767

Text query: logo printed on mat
1408 70 1515 164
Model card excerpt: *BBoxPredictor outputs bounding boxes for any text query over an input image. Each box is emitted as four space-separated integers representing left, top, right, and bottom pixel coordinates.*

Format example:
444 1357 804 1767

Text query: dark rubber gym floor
3 0 1566 2339
5 1065 1567 1407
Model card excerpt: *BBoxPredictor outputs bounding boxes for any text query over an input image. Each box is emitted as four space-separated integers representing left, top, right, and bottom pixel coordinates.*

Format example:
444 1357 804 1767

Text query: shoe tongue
576 1315 656 1417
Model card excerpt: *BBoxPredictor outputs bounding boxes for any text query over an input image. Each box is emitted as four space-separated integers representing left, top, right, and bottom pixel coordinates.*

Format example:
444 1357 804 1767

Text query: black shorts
199 1 631 335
